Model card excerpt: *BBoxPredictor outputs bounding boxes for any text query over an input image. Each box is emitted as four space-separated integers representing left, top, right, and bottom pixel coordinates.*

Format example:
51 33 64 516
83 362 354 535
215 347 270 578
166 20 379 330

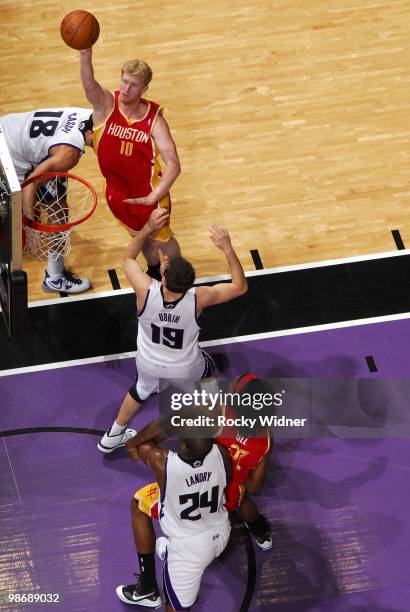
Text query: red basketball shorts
104 182 172 240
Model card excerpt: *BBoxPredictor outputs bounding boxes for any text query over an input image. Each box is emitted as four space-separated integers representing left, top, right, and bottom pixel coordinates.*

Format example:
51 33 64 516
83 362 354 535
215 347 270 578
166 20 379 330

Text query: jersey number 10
120 140 133 156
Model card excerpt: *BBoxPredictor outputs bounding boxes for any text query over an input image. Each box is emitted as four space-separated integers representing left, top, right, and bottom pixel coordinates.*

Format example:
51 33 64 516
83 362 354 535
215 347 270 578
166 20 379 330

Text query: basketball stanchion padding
21 172 97 262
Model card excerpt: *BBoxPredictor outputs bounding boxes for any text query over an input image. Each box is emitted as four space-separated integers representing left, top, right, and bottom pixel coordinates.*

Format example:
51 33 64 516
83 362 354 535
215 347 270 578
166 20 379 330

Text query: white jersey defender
134 280 214 401
137 279 201 368
0 107 92 182
159 445 229 538
159 444 231 609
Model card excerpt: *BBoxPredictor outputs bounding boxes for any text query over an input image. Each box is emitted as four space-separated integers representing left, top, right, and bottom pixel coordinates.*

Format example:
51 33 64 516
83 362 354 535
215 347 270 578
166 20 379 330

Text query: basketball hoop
21 171 97 262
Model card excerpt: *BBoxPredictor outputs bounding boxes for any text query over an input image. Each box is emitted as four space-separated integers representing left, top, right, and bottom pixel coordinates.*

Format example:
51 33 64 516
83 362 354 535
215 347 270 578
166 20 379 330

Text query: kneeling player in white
116 436 231 609
98 208 247 453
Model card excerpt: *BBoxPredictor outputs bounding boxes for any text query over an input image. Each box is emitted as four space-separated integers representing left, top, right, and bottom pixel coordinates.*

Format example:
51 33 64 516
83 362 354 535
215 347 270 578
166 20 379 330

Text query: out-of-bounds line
201 310 410 348
28 287 135 308
0 426 105 437
2 311 410 377
27 248 410 308
0 352 136 377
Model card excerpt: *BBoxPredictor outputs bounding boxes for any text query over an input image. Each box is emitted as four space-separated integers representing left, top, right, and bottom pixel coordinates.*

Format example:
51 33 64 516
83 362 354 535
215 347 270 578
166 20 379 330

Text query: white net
24 225 72 261
23 174 96 262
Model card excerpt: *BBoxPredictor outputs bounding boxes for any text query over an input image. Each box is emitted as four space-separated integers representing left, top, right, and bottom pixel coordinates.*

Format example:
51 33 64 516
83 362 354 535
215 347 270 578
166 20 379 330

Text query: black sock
247 514 270 537
228 509 243 525
138 553 157 592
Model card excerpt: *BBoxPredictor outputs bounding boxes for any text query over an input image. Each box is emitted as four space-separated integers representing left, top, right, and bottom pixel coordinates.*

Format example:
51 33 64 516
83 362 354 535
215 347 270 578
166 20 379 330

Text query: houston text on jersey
106 123 149 143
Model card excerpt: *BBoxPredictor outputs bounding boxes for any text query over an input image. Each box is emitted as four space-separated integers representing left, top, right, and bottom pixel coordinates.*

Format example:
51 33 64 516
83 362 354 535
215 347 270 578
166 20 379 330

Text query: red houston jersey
217 406 271 512
94 91 163 197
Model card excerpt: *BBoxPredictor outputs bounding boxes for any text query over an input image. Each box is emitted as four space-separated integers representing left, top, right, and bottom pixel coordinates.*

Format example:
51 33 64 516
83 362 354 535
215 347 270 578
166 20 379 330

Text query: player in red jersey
216 374 273 550
79 48 181 279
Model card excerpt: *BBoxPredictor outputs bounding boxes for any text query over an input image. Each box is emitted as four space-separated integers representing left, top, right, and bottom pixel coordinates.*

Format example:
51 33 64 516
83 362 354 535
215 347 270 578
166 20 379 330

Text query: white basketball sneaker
155 536 169 561
42 269 92 294
97 428 137 454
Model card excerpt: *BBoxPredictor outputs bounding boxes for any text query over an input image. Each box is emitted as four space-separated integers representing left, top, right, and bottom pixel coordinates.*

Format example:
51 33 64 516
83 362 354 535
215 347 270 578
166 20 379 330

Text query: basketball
60 10 100 50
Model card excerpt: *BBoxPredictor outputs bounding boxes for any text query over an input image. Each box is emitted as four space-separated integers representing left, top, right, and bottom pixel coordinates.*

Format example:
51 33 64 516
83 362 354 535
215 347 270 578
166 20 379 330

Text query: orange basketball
60 10 100 50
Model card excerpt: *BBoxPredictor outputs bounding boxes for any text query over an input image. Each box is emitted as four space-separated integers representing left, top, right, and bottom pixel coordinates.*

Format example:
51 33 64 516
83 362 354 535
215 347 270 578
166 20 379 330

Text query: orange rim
21 171 97 232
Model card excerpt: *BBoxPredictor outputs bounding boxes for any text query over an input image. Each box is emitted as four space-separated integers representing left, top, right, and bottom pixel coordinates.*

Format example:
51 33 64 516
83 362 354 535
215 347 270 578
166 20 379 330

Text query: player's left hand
125 442 140 461
124 192 158 206
209 224 232 252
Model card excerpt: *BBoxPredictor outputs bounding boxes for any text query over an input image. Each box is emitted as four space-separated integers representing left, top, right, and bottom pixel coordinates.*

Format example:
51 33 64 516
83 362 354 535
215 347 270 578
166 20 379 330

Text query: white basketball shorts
129 350 215 403
163 520 231 610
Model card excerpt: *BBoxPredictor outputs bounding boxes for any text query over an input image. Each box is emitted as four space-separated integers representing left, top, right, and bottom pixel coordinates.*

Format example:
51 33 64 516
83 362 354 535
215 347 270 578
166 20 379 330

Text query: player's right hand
124 192 158 206
147 208 169 232
22 185 36 220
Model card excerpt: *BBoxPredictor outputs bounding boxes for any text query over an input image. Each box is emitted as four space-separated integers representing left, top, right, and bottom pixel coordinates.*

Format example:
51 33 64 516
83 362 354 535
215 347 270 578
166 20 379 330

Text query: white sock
47 253 64 278
109 421 127 436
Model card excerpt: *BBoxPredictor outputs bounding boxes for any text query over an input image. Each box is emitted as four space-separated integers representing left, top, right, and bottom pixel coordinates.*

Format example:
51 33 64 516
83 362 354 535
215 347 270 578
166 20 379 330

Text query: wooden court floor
1 0 410 301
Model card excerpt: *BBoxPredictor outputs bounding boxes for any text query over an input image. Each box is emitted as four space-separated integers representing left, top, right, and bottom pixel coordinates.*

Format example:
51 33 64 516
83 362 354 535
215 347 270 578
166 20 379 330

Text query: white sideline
1 310 410 377
26 247 410 308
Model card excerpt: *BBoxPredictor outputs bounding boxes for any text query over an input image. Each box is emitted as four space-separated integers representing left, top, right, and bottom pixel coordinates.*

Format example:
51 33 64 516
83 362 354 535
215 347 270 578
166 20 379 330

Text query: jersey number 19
151 323 184 349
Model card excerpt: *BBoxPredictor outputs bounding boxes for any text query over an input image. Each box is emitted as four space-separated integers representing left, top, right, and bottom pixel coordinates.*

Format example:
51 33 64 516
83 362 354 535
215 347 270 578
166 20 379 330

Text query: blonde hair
121 59 153 86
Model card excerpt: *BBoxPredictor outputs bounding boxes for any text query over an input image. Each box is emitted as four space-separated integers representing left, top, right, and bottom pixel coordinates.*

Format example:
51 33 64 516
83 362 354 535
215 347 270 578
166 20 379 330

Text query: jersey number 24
179 485 219 521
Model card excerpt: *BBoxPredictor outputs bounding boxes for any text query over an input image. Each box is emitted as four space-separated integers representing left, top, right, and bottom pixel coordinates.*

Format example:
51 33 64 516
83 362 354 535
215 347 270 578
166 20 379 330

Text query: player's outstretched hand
22 184 36 221
147 208 169 233
124 191 158 206
125 440 140 461
209 224 232 252
127 447 139 461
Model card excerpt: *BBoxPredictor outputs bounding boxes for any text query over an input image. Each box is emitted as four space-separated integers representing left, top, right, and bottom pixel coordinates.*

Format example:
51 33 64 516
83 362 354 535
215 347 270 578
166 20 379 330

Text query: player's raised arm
79 47 113 121
122 208 170 305
196 225 248 310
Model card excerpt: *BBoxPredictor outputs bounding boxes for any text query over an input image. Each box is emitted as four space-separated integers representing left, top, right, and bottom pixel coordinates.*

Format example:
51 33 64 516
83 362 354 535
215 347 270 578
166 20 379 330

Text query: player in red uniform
79 48 181 279
216 374 273 550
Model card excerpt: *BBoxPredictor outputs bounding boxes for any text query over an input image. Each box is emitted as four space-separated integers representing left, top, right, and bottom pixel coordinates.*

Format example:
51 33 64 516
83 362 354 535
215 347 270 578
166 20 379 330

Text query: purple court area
1 316 410 611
